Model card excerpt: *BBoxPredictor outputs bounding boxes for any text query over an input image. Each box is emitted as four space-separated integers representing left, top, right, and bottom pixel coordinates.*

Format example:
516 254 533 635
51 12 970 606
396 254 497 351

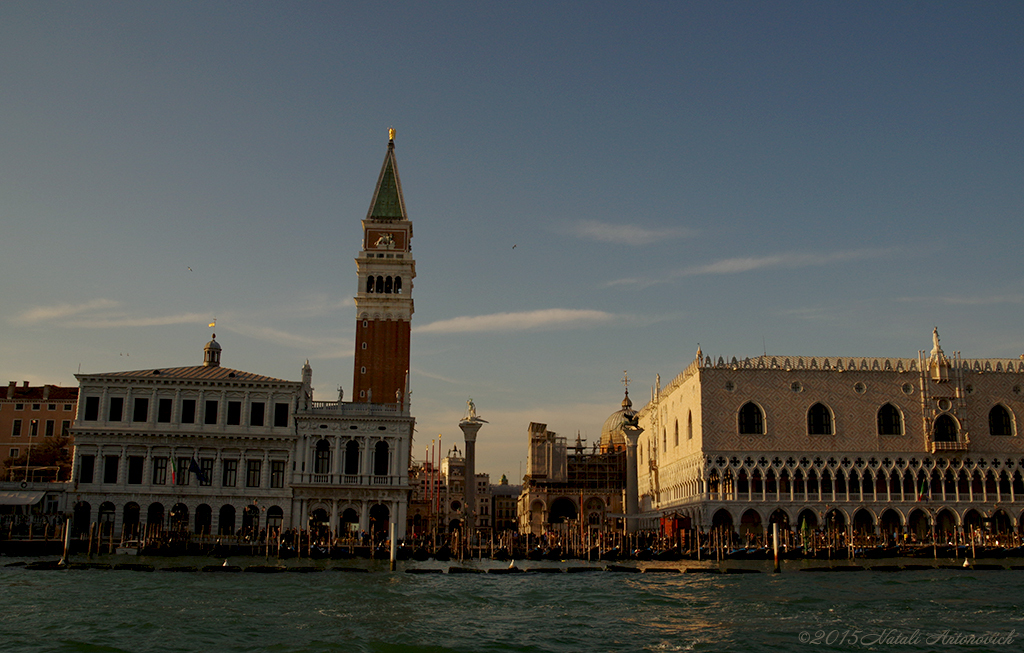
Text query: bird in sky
187 266 193 272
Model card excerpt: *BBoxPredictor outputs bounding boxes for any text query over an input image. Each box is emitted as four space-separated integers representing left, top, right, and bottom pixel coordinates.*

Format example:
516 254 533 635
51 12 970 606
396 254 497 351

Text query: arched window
674 419 679 446
314 439 332 475
877 403 903 436
344 440 360 475
384 276 393 293
687 411 693 440
375 276 384 293
933 414 958 442
366 276 374 293
808 403 833 435
373 441 389 476
738 402 764 435
989 405 1013 436
394 277 402 293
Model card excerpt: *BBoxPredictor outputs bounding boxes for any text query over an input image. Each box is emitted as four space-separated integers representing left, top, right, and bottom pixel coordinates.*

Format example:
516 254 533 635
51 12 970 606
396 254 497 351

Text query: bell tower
352 130 415 404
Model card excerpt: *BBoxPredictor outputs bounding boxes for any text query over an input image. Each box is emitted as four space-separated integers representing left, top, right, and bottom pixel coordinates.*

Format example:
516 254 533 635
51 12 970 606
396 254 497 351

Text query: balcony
931 440 969 454
307 401 410 417
295 473 400 487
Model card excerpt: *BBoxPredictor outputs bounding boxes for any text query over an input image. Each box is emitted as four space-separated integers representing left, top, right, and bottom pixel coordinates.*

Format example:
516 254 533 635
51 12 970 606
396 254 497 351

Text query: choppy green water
2 558 1023 652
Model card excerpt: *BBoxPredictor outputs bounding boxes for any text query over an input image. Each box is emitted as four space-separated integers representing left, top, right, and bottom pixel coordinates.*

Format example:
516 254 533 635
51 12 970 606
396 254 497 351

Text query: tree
3 435 73 481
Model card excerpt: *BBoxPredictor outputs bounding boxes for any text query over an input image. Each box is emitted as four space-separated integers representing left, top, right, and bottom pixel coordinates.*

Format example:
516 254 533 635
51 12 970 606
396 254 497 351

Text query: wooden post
60 517 72 566
389 522 396 571
773 523 780 573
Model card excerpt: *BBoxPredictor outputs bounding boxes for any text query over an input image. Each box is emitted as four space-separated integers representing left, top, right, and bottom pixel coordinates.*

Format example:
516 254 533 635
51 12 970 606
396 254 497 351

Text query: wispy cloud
66 313 208 328
416 308 617 334
12 299 121 325
604 247 897 288
563 219 695 246
225 324 351 358
896 294 1024 306
679 247 895 276
12 299 205 328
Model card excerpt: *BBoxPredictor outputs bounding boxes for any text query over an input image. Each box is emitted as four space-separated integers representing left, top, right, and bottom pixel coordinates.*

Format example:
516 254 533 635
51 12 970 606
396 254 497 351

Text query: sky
2 2 1023 482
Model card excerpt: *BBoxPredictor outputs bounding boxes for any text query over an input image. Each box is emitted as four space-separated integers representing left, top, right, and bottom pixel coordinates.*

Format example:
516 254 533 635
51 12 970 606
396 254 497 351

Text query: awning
0 491 45 506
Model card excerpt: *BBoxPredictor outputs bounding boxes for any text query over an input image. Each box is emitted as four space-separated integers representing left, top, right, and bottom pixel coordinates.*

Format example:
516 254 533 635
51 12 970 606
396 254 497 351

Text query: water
2 558 1023 652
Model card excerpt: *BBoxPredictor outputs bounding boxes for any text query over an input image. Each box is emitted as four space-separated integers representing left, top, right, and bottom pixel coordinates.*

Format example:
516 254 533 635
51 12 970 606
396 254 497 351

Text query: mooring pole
773 523 780 573
390 522 396 571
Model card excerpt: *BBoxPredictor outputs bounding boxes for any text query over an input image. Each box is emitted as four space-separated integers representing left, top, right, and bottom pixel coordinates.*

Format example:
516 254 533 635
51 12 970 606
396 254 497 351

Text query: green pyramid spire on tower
366 130 407 221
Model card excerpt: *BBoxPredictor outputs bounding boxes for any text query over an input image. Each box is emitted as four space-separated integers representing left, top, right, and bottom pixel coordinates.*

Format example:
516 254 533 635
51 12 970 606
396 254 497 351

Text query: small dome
599 390 636 452
203 334 222 367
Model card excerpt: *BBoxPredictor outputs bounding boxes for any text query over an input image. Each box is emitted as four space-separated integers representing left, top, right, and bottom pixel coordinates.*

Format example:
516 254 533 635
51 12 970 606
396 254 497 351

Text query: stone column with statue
459 399 487 549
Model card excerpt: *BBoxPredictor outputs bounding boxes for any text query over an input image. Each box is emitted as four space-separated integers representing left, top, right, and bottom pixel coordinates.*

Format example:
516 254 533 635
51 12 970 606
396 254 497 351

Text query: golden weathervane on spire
388 127 396 141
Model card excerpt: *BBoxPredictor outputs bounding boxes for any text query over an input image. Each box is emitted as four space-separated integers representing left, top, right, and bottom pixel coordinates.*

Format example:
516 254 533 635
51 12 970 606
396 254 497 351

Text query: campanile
352 130 416 405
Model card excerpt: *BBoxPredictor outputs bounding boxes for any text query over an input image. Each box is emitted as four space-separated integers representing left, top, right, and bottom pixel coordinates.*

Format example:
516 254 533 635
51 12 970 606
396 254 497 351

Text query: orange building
0 381 78 480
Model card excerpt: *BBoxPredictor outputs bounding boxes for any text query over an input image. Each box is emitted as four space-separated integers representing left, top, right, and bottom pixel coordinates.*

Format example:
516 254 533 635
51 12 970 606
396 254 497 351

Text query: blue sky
2 2 1023 480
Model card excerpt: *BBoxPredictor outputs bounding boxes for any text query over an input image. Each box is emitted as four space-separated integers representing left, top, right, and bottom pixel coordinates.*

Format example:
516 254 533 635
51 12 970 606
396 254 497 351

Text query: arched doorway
122 502 140 538
369 503 390 538
98 502 115 536
195 504 212 535
768 508 790 530
548 497 578 525
936 508 957 542
242 505 260 539
824 508 845 534
73 501 91 535
739 509 762 543
266 506 283 534
879 509 902 544
963 508 982 534
219 505 236 536
341 508 359 536
991 509 1012 537
147 502 165 531
852 508 875 537
907 509 930 541
712 509 735 548
169 503 189 531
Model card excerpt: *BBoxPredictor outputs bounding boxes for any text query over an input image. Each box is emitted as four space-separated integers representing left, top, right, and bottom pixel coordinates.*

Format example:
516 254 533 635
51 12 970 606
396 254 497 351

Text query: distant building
517 421 625 536
635 329 1024 543
0 382 77 480
69 337 304 538
491 474 521 533
67 134 417 541
437 446 491 534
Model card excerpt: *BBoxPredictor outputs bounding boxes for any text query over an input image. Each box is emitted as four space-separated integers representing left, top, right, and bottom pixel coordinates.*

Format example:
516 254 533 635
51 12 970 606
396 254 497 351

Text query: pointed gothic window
739 402 764 435
989 405 1013 436
807 403 833 435
877 403 903 436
